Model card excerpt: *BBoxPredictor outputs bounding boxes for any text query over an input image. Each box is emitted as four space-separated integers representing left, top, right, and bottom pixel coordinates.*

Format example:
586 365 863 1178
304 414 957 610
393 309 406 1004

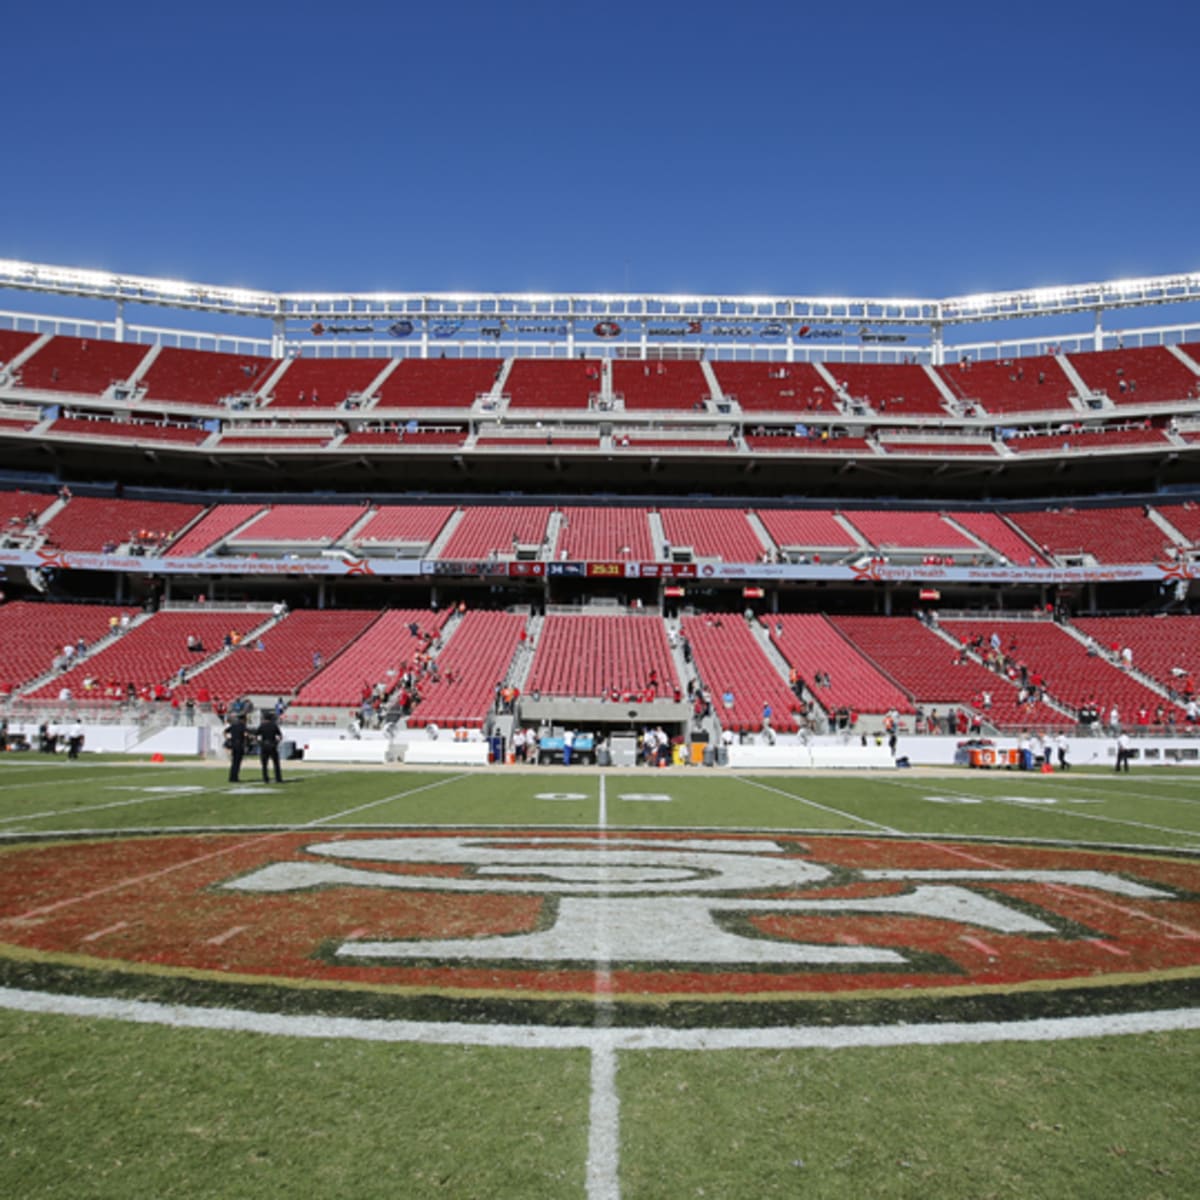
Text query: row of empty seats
525 614 678 699
6 490 1199 563
8 336 1199 415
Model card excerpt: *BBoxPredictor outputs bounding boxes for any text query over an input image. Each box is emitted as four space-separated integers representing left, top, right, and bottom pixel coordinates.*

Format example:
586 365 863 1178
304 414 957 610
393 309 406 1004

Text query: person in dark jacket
256 711 284 783
225 715 247 783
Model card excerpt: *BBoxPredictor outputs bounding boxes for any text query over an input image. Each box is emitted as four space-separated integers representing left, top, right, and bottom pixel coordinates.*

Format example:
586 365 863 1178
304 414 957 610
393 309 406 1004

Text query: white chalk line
733 776 901 833
1 986 1196 1052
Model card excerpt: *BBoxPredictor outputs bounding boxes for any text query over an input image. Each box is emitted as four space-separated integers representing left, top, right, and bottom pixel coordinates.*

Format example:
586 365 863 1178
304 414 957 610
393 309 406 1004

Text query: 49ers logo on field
0 831 1197 1026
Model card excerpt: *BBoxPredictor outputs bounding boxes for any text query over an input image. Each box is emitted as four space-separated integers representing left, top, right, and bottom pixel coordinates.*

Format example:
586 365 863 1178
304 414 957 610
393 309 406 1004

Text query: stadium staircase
1056 354 1103 411
426 509 466 558
126 344 161 391
15 610 152 698
357 358 399 409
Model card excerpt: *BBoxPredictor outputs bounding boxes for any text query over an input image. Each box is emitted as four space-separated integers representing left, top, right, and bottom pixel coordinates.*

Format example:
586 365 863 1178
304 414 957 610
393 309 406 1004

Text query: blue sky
3 0 1197 300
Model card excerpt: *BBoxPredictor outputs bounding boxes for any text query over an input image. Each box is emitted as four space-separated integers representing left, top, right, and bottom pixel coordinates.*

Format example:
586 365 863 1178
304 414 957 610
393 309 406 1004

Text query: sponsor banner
1 547 1177 585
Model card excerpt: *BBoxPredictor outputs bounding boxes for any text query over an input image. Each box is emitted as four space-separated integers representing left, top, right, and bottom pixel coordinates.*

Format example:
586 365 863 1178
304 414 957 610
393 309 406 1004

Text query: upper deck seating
681 615 800 733
505 360 602 409
937 355 1075 414
27 611 262 699
658 508 766 562
832 616 1066 729
0 330 39 366
341 428 468 447
1071 616 1200 701
558 506 655 560
947 511 1049 565
348 506 455 552
438 506 552 560
476 435 598 449
525 614 678 698
164 504 264 557
264 357 388 408
834 363 947 415
939 618 1182 724
840 510 978 553
612 361 708 411
769 614 913 717
176 609 378 702
753 509 860 555
41 497 204 553
372 359 499 409
47 416 208 444
141 347 275 406
217 435 332 447
0 601 127 693
292 609 442 707
15 335 149 395
709 362 836 412
1007 505 1173 564
406 610 526 729
227 504 366 546
1068 346 1200 407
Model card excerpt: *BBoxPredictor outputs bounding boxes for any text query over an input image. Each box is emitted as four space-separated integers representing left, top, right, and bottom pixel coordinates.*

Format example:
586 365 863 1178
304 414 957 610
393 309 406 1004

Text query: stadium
1 258 1198 1198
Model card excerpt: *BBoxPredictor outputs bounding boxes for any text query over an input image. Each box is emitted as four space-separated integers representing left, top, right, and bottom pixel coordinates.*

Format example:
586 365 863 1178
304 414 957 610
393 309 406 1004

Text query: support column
1093 309 1104 352
114 300 125 343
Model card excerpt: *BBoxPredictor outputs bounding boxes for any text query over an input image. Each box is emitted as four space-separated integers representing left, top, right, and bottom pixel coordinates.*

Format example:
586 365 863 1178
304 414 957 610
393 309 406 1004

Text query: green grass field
1 757 1198 1198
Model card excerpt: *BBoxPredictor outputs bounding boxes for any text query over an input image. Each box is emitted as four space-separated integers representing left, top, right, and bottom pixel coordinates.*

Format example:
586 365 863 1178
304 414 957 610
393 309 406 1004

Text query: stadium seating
947 511 1049 565
0 330 39 366
264 357 387 408
558 506 655 560
140 347 276 406
218 435 332 447
658 508 767 562
164 504 266 557
406 610 526 729
439 506 553 560
227 505 366 545
1070 616 1200 702
744 434 872 454
834 363 947 415
768 615 913 718
709 362 837 412
15 335 149 395
938 618 1181 725
1156 502 1200 548
47 417 208 444
175 609 379 703
936 355 1075 414
1007 506 1173 564
840 510 978 553
0 601 128 694
878 439 998 456
41 496 205 552
526 614 678 699
612 361 708 411
372 359 499 409
1005 427 1168 454
26 611 264 700
1068 346 1200 407
504 360 602 409
681 615 800 733
832 616 1066 729
753 509 860 554
348 506 455 552
292 608 444 707
0 489 56 527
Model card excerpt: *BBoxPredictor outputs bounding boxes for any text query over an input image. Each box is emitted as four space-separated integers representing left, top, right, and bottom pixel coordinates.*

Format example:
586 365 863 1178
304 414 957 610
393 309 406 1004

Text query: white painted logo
222 836 1174 968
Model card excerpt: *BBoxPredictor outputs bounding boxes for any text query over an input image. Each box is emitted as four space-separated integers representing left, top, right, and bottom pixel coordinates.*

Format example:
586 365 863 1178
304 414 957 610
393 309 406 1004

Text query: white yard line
586 1044 620 1200
2 986 1197 1051
735 775 901 833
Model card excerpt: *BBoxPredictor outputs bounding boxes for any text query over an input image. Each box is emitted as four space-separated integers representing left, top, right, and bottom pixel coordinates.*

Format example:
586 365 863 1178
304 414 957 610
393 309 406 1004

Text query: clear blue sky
3 0 1196 299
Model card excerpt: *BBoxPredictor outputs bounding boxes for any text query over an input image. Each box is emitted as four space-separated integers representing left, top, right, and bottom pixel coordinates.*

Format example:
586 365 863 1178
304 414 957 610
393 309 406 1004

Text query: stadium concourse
0 263 1198 769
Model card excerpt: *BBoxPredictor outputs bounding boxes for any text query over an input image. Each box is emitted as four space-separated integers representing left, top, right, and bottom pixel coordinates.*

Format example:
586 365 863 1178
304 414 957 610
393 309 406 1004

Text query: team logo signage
1 831 1196 1028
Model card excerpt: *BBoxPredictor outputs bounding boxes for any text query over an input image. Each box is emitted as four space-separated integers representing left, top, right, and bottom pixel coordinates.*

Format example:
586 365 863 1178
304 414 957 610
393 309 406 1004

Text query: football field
1 758 1198 1198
